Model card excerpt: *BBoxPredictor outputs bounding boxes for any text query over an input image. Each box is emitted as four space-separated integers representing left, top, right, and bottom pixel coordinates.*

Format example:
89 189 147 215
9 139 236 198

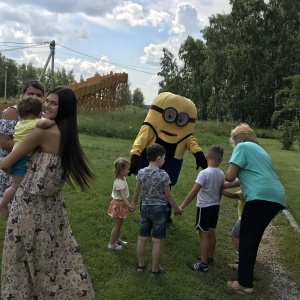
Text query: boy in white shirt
180 145 224 272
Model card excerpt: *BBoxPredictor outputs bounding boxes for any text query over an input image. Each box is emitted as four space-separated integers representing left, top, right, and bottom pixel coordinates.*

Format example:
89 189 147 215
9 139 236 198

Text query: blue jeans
139 205 168 239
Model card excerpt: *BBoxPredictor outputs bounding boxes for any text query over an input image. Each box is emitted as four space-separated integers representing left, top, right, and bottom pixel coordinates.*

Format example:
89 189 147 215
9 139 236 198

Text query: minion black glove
194 151 208 170
129 154 140 175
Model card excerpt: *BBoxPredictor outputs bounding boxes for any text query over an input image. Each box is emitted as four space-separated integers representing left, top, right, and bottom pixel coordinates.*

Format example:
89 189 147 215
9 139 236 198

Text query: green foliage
124 82 132 106
272 75 300 127
132 88 144 108
179 36 208 119
157 48 182 95
277 120 299 150
157 0 300 128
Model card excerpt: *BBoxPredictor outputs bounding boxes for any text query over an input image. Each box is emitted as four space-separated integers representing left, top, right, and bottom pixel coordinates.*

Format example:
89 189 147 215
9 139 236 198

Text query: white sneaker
117 239 127 246
108 243 123 250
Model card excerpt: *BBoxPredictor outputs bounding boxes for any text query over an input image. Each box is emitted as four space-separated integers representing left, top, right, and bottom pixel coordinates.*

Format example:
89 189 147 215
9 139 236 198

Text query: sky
0 0 231 104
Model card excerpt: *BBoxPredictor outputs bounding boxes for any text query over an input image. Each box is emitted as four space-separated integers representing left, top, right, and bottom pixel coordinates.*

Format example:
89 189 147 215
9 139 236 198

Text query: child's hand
174 207 183 216
129 203 135 212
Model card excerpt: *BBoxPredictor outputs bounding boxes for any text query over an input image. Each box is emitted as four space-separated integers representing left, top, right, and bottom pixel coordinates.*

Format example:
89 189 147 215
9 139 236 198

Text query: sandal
136 263 146 272
228 263 239 270
151 266 165 276
226 281 253 295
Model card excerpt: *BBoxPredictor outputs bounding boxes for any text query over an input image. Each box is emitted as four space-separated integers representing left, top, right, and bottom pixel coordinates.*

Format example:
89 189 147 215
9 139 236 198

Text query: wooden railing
67 72 128 111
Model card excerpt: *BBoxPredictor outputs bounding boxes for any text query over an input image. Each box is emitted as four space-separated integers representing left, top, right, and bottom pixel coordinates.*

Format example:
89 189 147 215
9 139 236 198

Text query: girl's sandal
136 263 146 272
150 266 165 276
226 281 253 295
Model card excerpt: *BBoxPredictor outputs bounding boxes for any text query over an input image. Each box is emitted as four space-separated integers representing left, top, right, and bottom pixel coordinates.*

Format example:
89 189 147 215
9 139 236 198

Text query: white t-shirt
111 178 129 200
195 167 224 208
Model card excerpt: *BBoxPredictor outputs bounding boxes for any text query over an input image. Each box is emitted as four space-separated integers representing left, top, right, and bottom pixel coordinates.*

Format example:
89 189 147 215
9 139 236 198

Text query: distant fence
67 72 128 111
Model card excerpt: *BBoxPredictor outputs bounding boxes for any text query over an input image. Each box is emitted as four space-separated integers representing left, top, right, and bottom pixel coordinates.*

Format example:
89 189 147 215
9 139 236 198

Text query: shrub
277 120 299 150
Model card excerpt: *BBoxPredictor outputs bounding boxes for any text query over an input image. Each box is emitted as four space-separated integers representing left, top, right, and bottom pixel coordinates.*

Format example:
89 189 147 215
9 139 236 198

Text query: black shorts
195 205 219 232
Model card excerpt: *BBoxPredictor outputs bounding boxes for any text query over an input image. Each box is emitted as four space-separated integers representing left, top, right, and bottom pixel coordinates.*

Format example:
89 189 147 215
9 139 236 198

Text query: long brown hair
48 87 95 190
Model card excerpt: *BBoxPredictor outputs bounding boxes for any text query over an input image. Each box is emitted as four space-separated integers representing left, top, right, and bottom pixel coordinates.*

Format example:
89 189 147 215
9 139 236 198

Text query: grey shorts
231 220 241 238
139 205 168 239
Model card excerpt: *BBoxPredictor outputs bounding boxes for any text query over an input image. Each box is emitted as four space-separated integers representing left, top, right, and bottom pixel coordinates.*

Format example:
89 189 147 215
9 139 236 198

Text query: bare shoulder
40 125 60 155
2 107 18 120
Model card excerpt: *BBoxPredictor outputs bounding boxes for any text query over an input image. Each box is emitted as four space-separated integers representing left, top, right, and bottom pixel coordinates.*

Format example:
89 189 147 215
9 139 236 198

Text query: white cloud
0 0 121 16
109 1 171 28
140 3 202 67
171 3 203 36
54 56 117 80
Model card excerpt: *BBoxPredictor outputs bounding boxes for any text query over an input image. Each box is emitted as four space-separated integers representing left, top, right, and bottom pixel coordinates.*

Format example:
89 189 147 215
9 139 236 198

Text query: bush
277 120 299 150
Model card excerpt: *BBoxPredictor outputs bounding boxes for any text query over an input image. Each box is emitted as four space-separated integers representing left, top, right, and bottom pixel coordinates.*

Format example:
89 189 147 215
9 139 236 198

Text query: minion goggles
150 105 196 127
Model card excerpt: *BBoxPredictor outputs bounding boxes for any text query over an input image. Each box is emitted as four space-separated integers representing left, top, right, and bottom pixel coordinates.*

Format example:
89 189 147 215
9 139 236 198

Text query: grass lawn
0 133 299 299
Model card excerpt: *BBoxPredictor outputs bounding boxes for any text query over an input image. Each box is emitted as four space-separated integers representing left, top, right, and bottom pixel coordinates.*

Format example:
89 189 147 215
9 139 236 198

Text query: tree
157 48 183 95
55 67 76 87
124 82 132 106
179 36 208 119
201 0 300 127
272 75 300 127
132 88 144 107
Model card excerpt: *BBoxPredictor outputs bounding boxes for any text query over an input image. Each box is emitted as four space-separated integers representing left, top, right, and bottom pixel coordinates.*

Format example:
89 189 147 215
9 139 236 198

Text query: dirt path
257 221 300 299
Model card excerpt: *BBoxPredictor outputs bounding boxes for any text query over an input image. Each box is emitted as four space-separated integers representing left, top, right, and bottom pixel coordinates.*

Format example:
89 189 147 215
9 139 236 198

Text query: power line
0 42 47 44
55 49 158 71
0 40 160 75
56 43 159 75
0 43 47 53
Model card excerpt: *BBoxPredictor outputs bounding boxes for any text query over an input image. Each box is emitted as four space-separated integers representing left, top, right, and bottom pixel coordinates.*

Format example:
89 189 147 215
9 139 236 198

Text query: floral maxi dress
1 151 95 299
0 108 17 197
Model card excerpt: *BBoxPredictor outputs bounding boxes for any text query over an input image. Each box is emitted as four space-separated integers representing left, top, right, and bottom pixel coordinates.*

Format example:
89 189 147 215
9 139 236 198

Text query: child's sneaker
108 243 123 250
117 239 127 246
188 262 209 272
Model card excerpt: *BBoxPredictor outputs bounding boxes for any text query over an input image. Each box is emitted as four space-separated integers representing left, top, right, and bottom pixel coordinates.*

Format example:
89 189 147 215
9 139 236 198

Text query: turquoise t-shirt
229 142 287 208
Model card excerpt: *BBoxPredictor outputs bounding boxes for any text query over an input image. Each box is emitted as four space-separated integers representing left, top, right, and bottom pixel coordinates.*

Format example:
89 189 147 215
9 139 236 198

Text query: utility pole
39 40 55 89
4 66 7 102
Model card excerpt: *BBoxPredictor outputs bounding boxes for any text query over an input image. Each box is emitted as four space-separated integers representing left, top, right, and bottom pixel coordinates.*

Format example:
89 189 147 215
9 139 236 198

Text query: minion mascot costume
129 92 207 230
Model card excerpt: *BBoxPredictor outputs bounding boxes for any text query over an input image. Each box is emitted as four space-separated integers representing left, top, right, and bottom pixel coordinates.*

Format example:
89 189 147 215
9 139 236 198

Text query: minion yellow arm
186 135 202 154
130 125 156 156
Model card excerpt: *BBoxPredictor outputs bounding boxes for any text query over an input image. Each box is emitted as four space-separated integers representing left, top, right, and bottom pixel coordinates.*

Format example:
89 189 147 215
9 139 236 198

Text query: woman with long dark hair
0 87 95 299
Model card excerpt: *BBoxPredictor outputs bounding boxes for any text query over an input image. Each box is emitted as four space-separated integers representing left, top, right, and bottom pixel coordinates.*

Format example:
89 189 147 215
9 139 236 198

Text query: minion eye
177 113 189 127
163 108 177 123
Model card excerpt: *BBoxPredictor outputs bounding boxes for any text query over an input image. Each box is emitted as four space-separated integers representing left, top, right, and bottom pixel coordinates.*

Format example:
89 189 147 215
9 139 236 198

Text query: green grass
0 117 299 298
77 106 148 140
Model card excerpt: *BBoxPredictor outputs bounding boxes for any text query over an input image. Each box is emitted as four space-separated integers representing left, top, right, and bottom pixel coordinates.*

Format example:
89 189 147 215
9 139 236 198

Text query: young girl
108 157 132 250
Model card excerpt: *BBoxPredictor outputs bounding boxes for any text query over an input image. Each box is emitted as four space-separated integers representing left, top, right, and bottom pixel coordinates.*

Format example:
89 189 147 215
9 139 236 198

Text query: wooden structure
67 72 128 111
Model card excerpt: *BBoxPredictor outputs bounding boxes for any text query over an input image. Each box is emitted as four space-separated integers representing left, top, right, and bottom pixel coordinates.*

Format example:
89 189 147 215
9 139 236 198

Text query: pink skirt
108 199 129 219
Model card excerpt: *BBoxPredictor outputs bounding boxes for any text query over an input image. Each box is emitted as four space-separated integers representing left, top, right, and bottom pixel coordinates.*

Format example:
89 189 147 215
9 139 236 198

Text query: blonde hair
113 157 130 179
229 123 258 147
